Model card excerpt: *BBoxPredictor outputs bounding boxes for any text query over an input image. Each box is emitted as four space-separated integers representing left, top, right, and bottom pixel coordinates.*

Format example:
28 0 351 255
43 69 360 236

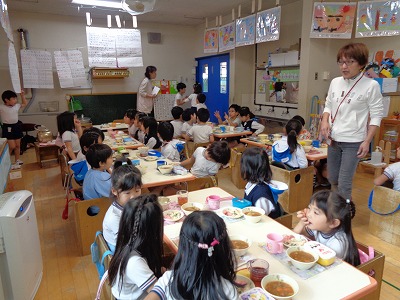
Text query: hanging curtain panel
310 2 357 39
256 6 281 43
219 22 235 52
204 27 219 53
236 14 256 47
356 0 400 38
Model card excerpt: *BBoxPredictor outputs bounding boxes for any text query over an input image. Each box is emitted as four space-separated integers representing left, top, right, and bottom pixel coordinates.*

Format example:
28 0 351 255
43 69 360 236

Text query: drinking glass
177 190 188 206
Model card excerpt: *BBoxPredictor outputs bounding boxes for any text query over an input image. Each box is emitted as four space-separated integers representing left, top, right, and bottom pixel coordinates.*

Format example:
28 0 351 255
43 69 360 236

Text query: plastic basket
39 101 59 112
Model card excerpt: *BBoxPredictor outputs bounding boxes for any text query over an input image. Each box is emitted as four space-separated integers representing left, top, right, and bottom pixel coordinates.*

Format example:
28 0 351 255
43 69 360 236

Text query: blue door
196 54 229 123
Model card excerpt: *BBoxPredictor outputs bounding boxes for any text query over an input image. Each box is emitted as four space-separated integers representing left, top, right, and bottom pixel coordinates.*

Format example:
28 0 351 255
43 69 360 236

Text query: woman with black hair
138 66 158 116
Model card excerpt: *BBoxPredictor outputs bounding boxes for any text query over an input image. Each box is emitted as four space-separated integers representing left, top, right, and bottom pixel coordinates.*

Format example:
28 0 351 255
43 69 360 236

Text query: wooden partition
271 165 314 213
73 197 112 256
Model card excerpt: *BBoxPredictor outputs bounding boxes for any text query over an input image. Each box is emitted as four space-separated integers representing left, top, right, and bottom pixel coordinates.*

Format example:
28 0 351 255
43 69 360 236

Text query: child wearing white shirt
194 93 207 111
174 82 189 107
181 108 196 140
374 147 400 191
170 106 184 139
158 122 183 162
186 108 213 144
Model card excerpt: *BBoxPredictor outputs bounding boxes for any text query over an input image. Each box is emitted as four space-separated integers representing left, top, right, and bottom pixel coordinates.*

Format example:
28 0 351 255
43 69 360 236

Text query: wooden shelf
91 68 129 79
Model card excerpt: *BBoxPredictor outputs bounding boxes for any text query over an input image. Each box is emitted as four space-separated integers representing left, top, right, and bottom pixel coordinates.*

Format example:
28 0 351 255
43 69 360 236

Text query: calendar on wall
154 94 175 121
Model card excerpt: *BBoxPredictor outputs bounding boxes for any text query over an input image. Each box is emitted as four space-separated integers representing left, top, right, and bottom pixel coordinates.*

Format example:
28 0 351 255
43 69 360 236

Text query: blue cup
219 125 226 133
131 159 140 166
312 140 320 148
157 160 167 167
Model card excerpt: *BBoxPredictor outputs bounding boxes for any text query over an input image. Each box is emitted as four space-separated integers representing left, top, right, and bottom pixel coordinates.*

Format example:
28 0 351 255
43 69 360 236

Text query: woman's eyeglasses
337 59 356 66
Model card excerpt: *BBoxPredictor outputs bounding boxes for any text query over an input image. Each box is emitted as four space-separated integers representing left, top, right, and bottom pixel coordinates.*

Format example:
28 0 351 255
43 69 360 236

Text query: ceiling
7 0 299 26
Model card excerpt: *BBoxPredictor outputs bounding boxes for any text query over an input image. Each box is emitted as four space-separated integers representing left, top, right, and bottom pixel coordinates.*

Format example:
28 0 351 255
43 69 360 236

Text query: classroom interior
1 0 400 299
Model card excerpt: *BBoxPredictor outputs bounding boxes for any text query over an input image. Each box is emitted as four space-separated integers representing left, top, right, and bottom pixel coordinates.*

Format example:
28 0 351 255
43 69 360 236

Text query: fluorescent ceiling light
71 0 122 9
132 15 137 28
107 14 112 27
115 15 121 28
86 12 91 26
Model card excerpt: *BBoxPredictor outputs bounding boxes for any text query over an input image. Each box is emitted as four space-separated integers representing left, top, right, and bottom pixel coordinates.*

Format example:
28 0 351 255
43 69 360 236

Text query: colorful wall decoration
310 2 357 39
219 22 235 52
256 6 281 43
356 0 400 38
236 15 256 47
204 28 219 53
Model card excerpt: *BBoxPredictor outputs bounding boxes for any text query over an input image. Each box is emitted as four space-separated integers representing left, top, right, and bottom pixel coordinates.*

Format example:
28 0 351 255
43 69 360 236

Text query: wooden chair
185 141 210 158
73 197 112 256
275 214 293 229
356 241 385 300
187 175 218 191
358 140 391 178
270 165 314 213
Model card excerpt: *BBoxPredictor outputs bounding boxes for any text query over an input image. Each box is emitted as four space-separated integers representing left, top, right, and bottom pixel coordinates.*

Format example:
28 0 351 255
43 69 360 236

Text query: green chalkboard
70 93 137 124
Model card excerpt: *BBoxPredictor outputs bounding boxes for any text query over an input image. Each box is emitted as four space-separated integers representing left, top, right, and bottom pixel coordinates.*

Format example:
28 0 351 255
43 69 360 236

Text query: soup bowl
158 165 174 174
230 235 252 257
261 273 299 300
157 197 171 211
286 246 318 270
181 202 204 215
242 206 265 223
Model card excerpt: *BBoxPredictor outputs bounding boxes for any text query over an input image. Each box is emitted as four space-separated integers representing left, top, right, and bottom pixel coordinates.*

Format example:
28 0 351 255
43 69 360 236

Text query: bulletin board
70 93 136 124
154 94 176 121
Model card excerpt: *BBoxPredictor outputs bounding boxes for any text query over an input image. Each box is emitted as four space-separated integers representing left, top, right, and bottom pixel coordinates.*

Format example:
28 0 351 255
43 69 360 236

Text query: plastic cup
206 195 221 210
177 190 188 206
247 259 269 283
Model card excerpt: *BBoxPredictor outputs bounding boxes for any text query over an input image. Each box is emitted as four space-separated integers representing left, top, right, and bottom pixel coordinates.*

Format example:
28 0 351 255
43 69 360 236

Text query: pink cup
266 233 284 254
206 195 221 210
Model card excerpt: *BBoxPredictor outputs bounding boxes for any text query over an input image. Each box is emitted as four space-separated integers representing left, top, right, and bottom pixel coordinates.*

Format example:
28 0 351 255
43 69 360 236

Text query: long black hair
57 111 76 136
285 119 302 154
310 190 360 266
240 147 272 183
169 211 236 299
108 194 164 290
239 106 255 119
142 116 161 148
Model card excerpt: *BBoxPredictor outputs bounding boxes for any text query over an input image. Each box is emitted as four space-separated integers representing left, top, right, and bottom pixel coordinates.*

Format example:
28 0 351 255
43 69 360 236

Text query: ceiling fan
71 0 156 15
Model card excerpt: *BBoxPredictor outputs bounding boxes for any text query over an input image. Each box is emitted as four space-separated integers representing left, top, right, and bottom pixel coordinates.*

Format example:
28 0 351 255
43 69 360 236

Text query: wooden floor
4 148 400 300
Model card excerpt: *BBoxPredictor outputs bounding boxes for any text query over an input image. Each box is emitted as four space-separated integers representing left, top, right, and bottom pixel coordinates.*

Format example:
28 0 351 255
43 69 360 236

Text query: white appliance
0 191 43 300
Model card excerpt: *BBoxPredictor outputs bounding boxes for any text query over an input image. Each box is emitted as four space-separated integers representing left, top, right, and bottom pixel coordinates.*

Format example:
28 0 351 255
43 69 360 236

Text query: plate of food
144 156 158 161
240 287 275 300
235 275 255 295
282 234 308 248
221 207 243 219
163 210 184 222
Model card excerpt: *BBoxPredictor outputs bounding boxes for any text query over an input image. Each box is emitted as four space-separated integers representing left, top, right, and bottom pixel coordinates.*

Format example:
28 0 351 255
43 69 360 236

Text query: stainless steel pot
35 125 53 143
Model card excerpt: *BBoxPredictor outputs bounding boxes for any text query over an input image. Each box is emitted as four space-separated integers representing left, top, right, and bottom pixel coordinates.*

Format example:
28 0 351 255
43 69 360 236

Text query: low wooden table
34 142 59 167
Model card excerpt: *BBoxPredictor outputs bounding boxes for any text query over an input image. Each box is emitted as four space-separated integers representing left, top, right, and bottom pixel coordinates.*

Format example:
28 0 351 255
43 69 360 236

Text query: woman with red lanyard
320 43 383 200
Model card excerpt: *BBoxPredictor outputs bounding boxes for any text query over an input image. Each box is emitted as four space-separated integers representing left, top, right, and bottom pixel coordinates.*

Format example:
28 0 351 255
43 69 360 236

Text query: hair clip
346 199 350 204
122 162 127 165
198 238 220 257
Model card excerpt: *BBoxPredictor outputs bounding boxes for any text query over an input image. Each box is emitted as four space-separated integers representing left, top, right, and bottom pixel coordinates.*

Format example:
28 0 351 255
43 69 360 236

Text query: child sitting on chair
186 108 213 144
170 106 184 139
181 108 196 140
123 108 138 137
180 141 230 178
194 93 207 111
291 115 312 140
158 122 184 162
374 146 400 191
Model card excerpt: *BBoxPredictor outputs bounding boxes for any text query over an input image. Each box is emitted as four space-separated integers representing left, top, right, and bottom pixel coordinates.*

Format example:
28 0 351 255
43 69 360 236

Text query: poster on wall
115 29 143 67
310 2 357 39
204 27 219 53
8 42 21 93
256 6 281 43
0 0 13 42
236 15 256 47
20 49 54 89
54 50 88 88
219 22 235 52
154 94 175 121
356 0 400 38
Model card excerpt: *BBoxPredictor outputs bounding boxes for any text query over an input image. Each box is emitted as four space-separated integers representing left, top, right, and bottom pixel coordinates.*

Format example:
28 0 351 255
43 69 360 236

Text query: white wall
1 11 198 133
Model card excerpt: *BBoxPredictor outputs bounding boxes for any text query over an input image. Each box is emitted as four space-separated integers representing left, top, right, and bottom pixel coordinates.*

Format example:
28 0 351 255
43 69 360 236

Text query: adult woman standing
137 66 157 116
320 43 383 200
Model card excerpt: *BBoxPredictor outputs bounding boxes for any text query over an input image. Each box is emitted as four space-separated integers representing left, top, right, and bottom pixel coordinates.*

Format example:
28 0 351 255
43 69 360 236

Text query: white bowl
242 206 265 223
157 197 171 211
303 145 312 153
261 273 299 300
158 165 173 174
230 235 252 257
269 180 288 195
181 202 204 215
286 246 318 270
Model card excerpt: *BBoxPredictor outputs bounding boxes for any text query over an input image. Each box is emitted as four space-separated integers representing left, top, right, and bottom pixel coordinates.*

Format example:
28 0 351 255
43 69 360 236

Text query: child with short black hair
188 82 202 109
0 89 29 167
158 122 183 162
180 141 230 177
80 130 102 156
214 104 241 127
272 119 308 169
195 93 207 110
170 106 184 139
181 107 196 140
83 126 105 142
294 190 360 266
124 108 138 137
187 108 213 143
241 147 284 218
146 211 238 300
141 116 162 149
103 160 142 253
174 82 189 107
109 194 164 299
83 143 113 200
57 111 83 160
239 107 265 136
374 146 400 191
